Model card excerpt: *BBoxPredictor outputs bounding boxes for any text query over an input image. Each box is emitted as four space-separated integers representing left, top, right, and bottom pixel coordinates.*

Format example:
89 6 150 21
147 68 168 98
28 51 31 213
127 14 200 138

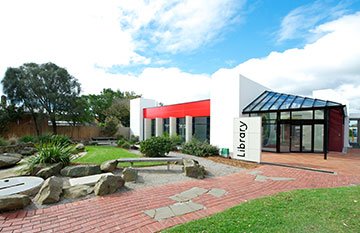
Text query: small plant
169 135 183 150
182 139 219 157
37 134 71 147
25 142 74 173
19 135 36 143
117 138 131 149
129 135 139 144
0 137 8 146
140 136 173 157
7 136 18 145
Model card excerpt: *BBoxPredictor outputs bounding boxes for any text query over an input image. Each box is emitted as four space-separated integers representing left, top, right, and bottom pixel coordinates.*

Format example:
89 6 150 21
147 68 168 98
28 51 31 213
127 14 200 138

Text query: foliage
100 117 119 136
2 62 83 134
181 139 219 157
165 186 360 233
129 135 139 144
0 137 8 146
37 134 72 147
19 135 36 143
140 136 173 157
25 142 73 173
117 138 131 149
72 146 165 167
83 88 140 126
7 136 18 145
0 101 22 134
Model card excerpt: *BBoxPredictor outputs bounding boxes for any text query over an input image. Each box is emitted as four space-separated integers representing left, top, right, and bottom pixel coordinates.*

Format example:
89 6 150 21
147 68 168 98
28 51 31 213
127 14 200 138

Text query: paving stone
144 209 156 218
269 177 295 181
154 206 175 221
247 170 262 175
208 188 227 197
169 194 191 202
169 202 194 216
186 201 204 211
178 187 208 200
255 175 268 182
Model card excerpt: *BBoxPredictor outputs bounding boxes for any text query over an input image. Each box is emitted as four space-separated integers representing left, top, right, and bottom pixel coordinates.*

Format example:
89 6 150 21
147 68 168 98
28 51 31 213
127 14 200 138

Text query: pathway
1 165 360 233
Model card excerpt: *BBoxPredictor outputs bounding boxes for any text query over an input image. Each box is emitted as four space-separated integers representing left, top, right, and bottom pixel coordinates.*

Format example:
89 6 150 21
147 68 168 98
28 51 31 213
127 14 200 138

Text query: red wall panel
328 108 344 152
144 100 210 119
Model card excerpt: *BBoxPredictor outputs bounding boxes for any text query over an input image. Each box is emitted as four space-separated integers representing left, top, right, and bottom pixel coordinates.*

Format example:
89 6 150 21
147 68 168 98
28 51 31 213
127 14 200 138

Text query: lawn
72 145 165 167
164 186 360 233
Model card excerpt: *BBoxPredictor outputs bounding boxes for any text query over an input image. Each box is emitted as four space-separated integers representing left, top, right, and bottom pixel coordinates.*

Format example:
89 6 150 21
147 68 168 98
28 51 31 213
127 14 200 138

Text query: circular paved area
1 164 359 233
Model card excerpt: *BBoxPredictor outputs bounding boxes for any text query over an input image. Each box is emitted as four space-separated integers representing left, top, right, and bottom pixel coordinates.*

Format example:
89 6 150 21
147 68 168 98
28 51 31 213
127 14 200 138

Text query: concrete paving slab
169 194 191 202
208 188 227 197
178 187 208 199
247 170 262 175
186 201 204 211
269 177 295 181
69 173 113 186
169 202 194 216
144 209 156 218
154 206 175 221
255 175 267 182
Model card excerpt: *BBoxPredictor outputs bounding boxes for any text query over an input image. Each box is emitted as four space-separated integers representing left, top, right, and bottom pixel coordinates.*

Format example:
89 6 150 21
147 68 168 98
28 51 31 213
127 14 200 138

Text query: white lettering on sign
236 121 248 157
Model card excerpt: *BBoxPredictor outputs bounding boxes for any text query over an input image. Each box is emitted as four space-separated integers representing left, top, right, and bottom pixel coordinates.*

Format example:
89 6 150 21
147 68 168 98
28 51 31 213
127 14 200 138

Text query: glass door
302 125 312 152
290 125 301 152
280 124 290 152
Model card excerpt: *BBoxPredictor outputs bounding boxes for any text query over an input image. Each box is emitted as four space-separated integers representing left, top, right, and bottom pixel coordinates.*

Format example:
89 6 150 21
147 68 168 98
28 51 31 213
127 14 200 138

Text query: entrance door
290 125 301 152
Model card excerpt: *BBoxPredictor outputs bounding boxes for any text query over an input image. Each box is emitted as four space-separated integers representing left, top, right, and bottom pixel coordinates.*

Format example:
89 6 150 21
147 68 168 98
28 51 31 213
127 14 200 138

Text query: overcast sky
1 0 360 113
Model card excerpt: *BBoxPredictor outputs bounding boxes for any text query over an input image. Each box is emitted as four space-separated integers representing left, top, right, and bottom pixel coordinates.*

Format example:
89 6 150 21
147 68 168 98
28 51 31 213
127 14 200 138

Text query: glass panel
314 124 324 152
292 111 313 120
270 94 288 110
163 118 170 135
176 118 186 142
151 119 156 137
326 101 341 106
280 112 291 120
291 125 301 152
193 117 210 142
349 120 358 144
313 99 327 107
302 125 312 152
243 91 270 112
260 93 281 111
290 97 305 109
280 124 290 152
301 98 315 108
262 123 277 152
280 95 296 109
314 110 324 119
252 92 276 111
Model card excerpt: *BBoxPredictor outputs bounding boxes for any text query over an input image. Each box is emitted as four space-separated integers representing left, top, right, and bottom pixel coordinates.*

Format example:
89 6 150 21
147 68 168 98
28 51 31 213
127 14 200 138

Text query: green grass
72 146 165 167
164 186 360 233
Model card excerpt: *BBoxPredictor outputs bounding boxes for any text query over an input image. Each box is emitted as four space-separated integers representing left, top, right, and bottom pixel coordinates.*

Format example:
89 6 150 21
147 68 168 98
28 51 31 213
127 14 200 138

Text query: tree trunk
50 115 57 134
31 112 40 136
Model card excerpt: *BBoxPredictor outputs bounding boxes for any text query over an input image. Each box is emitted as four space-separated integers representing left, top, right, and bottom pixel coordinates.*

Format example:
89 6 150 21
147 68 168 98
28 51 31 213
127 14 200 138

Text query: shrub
0 137 8 146
140 136 173 157
169 135 183 149
129 135 139 144
37 134 71 147
117 138 131 149
7 136 18 145
19 135 36 143
25 142 74 173
182 139 219 157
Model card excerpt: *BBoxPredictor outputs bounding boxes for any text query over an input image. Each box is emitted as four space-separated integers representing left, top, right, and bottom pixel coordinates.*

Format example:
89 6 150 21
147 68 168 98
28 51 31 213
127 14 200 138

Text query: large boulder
0 153 22 168
121 167 138 182
100 160 118 172
34 176 63 205
74 143 85 152
60 165 102 177
0 194 31 212
36 163 63 179
19 147 38 156
94 174 125 196
183 159 206 179
63 185 93 199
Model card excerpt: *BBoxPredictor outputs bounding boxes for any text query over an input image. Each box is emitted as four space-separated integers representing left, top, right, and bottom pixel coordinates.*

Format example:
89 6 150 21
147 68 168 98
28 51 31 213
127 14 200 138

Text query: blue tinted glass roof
242 91 343 113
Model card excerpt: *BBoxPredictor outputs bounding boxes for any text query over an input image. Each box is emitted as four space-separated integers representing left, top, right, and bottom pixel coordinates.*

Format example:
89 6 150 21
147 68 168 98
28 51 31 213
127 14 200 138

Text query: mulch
205 156 260 169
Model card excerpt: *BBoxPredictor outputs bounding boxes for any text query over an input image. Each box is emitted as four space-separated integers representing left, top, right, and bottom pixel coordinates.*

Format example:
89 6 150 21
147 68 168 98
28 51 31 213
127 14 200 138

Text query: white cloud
119 0 245 53
277 0 350 43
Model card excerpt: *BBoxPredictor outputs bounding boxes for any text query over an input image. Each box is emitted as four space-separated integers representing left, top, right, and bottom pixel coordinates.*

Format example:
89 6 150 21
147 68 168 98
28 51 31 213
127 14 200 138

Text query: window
314 110 324 119
292 111 313 120
151 119 156 137
163 118 169 135
176 118 186 142
193 117 210 141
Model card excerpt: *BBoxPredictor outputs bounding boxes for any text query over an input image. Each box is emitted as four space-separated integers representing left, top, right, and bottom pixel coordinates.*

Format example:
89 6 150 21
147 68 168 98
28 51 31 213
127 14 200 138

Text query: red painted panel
144 100 210 119
328 108 344 152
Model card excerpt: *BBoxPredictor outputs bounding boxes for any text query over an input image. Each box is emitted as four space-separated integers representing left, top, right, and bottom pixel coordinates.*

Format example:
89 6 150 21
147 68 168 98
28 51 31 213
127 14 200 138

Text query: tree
2 62 82 134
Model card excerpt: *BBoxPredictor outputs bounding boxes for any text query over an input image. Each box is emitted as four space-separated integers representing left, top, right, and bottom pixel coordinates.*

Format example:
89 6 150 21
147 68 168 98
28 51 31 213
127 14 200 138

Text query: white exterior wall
155 118 163 137
185 116 193 142
169 117 177 136
210 73 267 151
144 119 152 140
130 98 157 141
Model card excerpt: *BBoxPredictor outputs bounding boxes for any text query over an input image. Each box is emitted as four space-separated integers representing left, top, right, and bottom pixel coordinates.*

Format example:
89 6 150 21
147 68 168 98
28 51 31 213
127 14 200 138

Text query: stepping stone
208 188 227 197
186 201 204 211
247 170 262 175
144 209 156 218
169 202 195 216
153 206 175 221
268 177 295 181
69 173 113 186
170 187 208 202
255 175 268 182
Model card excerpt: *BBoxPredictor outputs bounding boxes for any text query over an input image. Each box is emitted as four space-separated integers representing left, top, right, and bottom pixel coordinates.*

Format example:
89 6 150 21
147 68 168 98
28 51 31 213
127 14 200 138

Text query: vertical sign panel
233 117 262 163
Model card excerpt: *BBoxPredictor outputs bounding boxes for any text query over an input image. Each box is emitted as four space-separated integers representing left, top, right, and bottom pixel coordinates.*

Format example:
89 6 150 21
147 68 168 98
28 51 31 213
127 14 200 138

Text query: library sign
233 117 262 163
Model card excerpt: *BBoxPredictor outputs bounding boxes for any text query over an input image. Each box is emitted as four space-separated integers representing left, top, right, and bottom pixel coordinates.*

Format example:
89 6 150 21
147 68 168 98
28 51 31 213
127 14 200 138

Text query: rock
0 153 22 168
100 160 118 172
63 185 93 199
36 163 63 179
0 194 31 212
34 176 63 204
0 143 36 154
121 167 138 182
60 165 102 177
183 159 206 179
19 147 37 156
94 174 124 196
75 143 85 152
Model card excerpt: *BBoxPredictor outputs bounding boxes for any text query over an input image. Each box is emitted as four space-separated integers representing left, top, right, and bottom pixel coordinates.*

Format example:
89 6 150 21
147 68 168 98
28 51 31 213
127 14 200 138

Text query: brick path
1 165 360 233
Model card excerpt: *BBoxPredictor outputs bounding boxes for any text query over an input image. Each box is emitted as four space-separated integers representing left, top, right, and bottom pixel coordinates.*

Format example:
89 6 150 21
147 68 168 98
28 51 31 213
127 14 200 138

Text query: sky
0 0 360 113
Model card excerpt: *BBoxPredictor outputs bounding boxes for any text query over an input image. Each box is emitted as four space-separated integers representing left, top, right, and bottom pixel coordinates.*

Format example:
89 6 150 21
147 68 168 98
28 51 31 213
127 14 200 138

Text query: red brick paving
1 160 360 232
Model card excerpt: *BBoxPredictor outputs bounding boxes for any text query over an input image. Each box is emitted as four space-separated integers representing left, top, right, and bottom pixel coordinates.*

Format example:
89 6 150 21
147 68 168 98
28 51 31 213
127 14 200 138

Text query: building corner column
155 118 163 137
185 116 193 142
144 118 151 140
169 117 177 136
